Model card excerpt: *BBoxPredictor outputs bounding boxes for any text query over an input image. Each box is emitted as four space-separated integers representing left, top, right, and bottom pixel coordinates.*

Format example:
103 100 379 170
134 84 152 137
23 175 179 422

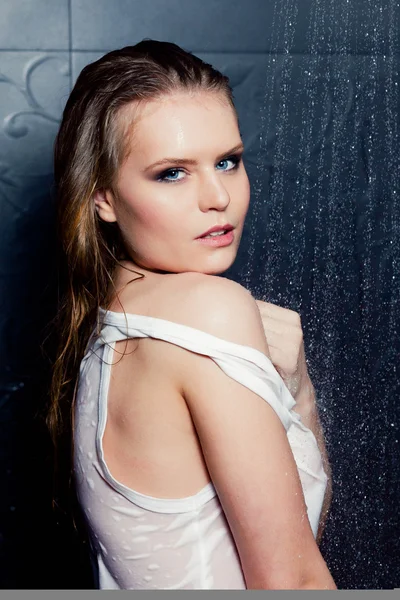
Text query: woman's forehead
120 92 237 151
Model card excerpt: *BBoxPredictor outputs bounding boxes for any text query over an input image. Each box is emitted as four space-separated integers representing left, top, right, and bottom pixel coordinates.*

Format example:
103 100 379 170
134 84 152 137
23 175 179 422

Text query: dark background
0 0 399 590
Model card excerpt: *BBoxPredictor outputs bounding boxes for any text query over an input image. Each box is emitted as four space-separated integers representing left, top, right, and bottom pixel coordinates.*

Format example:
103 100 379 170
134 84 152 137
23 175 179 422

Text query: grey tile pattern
0 52 70 180
0 0 69 50
70 0 272 52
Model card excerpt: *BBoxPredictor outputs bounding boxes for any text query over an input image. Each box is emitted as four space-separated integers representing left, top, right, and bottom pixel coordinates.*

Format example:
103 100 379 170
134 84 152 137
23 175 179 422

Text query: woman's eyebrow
142 143 245 172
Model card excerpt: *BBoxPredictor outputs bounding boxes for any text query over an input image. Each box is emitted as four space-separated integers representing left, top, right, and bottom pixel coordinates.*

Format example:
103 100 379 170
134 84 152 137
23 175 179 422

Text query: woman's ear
93 188 118 223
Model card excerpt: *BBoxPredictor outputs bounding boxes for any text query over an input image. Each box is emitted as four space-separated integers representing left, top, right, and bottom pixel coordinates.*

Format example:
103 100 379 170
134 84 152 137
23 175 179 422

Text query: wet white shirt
73 308 328 590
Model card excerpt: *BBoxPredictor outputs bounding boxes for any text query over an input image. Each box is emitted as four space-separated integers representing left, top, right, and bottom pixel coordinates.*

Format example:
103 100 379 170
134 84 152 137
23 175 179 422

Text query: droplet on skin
86 478 95 490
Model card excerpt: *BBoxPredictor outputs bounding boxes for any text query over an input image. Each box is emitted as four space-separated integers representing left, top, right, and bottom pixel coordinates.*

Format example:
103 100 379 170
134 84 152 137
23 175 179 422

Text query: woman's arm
254 300 333 543
172 274 336 589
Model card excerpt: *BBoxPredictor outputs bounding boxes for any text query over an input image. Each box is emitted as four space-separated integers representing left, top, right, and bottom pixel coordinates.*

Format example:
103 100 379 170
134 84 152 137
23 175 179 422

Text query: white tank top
74 308 328 590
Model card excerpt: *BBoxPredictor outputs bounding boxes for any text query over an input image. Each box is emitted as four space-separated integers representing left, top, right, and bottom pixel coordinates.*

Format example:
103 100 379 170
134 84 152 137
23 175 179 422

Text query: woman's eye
157 168 184 183
216 155 241 171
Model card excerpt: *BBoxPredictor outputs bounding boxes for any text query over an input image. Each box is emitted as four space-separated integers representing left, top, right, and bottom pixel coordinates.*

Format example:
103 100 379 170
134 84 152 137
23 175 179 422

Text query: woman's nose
198 173 231 212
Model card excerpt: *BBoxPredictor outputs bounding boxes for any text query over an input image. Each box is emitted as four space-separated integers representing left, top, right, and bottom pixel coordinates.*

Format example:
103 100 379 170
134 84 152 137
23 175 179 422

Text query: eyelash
156 153 243 183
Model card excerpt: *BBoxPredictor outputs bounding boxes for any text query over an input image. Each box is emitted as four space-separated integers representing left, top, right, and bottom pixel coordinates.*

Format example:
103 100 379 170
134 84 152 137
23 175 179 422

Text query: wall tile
71 0 271 52
0 0 69 50
0 51 70 181
0 49 69 274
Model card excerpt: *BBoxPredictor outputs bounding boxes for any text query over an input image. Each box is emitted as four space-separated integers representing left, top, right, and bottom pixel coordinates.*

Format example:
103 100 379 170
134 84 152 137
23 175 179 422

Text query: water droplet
152 543 164 551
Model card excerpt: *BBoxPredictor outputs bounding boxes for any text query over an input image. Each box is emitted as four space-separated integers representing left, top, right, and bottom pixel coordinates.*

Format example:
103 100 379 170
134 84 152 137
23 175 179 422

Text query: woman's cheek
133 202 177 238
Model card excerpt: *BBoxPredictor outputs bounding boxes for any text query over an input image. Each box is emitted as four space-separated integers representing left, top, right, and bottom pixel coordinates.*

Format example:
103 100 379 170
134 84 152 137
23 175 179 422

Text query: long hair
44 39 237 519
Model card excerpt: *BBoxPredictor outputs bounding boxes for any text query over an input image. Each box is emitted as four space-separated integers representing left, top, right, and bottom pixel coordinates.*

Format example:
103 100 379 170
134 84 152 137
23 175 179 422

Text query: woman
47 39 336 590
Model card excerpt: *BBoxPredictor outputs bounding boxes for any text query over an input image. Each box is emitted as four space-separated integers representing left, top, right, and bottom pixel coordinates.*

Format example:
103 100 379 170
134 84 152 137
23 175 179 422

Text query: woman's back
74 269 330 589
101 268 231 500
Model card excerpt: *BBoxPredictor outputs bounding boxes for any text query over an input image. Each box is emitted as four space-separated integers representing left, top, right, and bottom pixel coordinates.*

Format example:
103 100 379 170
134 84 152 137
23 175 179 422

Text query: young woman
47 39 336 590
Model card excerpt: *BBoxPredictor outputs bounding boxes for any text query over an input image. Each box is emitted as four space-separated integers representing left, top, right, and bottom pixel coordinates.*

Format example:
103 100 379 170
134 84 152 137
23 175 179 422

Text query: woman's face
94 91 251 275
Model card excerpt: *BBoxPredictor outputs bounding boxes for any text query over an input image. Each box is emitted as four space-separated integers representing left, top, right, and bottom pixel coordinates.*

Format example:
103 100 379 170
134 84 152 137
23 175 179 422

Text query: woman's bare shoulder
165 271 250 298
166 271 252 312
156 272 269 354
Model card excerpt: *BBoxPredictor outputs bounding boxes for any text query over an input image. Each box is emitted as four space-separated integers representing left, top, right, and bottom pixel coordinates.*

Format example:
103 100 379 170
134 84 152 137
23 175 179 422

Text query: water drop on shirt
152 543 164 551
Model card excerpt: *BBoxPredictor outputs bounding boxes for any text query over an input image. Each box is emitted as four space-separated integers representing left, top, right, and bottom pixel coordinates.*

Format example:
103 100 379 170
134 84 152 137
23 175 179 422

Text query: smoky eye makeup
155 152 244 184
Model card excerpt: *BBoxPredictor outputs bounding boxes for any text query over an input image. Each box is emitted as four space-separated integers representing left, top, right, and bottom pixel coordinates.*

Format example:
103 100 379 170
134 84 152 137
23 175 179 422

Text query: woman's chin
200 252 238 275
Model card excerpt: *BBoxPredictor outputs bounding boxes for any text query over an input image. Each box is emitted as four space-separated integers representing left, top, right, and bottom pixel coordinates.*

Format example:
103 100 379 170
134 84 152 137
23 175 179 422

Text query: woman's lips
196 230 234 247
